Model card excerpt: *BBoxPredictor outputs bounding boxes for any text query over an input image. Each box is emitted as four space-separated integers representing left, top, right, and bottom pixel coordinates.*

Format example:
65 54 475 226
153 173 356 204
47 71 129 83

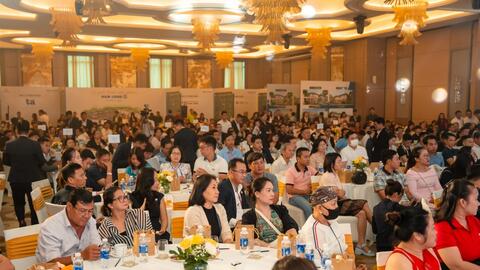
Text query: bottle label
139 244 148 254
240 238 248 248
305 252 314 261
73 266 83 270
296 244 306 254
281 247 291 256
101 250 109 260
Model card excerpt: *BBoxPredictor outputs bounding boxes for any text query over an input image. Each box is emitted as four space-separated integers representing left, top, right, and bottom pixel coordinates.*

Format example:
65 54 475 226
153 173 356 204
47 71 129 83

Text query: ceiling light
393 1 428 45
395 78 410 92
233 35 246 46
432 88 448 103
301 4 316 19
233 45 243 54
306 28 331 59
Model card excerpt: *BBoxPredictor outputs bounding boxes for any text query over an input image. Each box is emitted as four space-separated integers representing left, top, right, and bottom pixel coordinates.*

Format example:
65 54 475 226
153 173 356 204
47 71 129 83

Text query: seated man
36 188 101 264
285 147 317 219
52 163 87 205
373 150 409 201
245 152 279 204
340 131 369 169
194 135 228 181
218 132 243 163
271 143 296 175
424 135 444 167
86 149 113 201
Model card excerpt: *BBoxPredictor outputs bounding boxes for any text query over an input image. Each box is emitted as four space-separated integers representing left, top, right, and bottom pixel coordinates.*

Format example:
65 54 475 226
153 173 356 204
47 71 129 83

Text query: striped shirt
98 209 152 247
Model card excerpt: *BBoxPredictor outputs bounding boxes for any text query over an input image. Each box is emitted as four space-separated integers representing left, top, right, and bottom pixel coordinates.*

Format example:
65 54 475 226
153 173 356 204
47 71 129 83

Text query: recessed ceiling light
301 4 316 19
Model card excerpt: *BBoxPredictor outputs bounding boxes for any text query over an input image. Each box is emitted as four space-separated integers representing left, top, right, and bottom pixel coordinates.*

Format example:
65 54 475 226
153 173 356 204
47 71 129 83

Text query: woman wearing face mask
385 206 440 270
434 179 480 269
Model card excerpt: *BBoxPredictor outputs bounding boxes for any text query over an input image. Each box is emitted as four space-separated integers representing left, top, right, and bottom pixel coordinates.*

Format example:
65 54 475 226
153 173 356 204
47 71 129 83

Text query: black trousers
10 182 38 224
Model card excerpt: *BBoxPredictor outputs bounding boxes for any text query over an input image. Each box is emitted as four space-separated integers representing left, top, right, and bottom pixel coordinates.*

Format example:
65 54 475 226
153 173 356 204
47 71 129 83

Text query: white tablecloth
83 244 278 270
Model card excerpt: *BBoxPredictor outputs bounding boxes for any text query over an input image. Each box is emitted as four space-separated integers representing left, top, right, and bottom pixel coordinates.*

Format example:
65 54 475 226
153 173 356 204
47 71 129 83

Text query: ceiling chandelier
31 44 54 64
83 0 111 24
215 51 234 69
243 0 306 44
130 48 150 71
50 1 83 47
392 0 428 45
306 28 331 59
384 0 416 5
192 18 221 52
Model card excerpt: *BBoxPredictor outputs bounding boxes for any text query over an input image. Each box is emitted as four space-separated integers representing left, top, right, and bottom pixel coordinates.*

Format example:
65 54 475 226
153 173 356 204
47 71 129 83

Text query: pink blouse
405 167 442 202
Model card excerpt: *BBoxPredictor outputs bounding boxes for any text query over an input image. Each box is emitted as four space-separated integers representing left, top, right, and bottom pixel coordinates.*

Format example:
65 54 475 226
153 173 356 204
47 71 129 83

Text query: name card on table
332 120 339 126
317 123 324 130
164 122 172 128
200 125 210 132
192 119 199 124
108 134 121 144
38 125 46 131
62 128 73 136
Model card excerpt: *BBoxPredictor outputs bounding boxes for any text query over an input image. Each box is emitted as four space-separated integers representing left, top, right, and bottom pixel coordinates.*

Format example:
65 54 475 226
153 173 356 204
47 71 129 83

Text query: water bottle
305 245 314 261
239 227 249 254
321 244 331 269
379 161 384 170
100 238 110 269
127 175 135 193
139 233 148 263
281 236 291 257
72 253 83 270
296 235 306 258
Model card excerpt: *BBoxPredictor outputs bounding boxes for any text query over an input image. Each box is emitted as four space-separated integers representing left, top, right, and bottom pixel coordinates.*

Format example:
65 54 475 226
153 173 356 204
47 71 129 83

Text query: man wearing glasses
218 158 251 228
36 189 101 264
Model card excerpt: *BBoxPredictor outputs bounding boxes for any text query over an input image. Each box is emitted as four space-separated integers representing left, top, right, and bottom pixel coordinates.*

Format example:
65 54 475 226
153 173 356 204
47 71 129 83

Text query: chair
45 202 65 216
3 165 12 197
311 175 321 193
337 216 359 243
369 162 380 171
32 179 54 201
30 187 48 224
276 174 306 227
170 210 186 244
171 191 190 211
4 224 41 270
376 251 392 270
0 176 5 236
338 223 355 257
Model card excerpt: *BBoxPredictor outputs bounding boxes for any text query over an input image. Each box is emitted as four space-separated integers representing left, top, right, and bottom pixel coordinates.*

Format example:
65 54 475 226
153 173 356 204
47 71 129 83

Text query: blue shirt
155 152 168 164
429 152 445 167
218 147 243 162
335 138 348 151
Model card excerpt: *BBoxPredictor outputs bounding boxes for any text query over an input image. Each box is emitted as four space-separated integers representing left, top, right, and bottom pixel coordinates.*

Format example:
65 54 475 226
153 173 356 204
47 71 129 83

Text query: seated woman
405 147 442 207
319 152 374 256
439 146 474 187
183 174 233 243
385 206 440 270
242 177 298 247
159 146 192 183
51 163 86 205
435 179 480 268
61 147 82 167
125 147 149 179
98 186 152 247
310 139 327 172
86 129 107 152
372 180 407 252
130 168 170 242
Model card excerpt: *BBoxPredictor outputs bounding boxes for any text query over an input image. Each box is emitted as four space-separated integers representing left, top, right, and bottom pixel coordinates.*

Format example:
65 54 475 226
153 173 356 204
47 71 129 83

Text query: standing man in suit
2 121 46 226
173 119 198 170
65 111 81 134
218 158 250 229
372 117 390 162
80 112 94 131
111 134 148 179
231 114 242 135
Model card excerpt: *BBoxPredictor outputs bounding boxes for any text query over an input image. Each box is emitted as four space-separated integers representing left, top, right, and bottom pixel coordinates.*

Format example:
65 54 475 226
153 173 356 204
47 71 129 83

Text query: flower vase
352 170 367 185
161 184 170 194
183 262 207 270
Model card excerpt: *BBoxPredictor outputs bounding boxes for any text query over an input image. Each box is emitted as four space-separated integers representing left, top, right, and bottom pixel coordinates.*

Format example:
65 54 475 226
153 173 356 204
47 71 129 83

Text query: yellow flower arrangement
156 170 174 193
352 156 368 171
51 141 63 152
172 234 218 270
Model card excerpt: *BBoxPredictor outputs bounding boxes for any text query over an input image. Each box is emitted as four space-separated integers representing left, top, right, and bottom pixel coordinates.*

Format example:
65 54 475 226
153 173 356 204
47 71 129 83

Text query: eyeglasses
74 206 94 215
232 170 247 175
113 194 129 202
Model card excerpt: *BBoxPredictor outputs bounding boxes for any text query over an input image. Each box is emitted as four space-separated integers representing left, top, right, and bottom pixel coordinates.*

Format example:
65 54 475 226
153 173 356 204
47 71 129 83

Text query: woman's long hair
435 179 476 225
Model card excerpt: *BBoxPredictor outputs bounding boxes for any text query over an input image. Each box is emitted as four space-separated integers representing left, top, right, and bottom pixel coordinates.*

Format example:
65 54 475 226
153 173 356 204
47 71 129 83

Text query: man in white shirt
217 111 232 135
194 135 228 180
450 110 464 127
296 128 313 151
36 189 101 264
271 143 296 175
463 109 479 125
340 131 369 168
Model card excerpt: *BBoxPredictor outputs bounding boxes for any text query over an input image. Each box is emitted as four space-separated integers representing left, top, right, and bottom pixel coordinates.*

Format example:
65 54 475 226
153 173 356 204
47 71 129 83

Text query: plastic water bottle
281 236 291 257
239 227 249 254
127 175 135 192
305 245 315 261
72 253 83 270
139 233 148 263
321 244 332 269
100 238 110 269
379 161 384 170
296 235 306 258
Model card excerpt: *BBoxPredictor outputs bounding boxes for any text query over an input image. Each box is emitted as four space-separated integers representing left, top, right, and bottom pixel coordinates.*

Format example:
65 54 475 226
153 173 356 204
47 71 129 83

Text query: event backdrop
267 84 300 115
0 87 63 123
300 81 355 115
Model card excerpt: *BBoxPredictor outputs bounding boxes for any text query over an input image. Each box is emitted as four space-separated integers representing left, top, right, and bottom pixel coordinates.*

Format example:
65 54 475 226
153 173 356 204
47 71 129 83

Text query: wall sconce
432 88 448 103
395 78 410 104
453 77 461 104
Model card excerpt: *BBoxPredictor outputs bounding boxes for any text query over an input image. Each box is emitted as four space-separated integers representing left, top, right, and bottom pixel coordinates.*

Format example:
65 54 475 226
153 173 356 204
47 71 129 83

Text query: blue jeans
289 195 312 219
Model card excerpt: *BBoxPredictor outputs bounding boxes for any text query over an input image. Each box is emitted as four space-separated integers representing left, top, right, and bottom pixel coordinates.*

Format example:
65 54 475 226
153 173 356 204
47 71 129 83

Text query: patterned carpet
0 191 377 268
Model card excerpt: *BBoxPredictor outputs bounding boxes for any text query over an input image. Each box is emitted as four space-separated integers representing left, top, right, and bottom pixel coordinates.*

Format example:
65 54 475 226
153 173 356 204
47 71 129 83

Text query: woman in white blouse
319 152 374 256
159 146 192 183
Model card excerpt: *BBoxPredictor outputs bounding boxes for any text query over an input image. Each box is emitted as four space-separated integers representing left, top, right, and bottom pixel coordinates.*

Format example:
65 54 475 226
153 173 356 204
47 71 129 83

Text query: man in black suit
173 119 198 170
80 111 94 131
2 121 46 226
218 158 250 229
65 111 81 134
372 117 390 162
231 114 243 135
111 134 148 179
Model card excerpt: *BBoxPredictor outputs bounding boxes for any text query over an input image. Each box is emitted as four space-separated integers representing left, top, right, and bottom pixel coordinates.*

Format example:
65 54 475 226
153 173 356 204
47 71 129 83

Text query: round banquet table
83 244 278 270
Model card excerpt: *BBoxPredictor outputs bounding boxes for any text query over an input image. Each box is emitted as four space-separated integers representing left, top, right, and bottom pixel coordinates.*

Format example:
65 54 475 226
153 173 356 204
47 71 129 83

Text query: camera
140 104 151 119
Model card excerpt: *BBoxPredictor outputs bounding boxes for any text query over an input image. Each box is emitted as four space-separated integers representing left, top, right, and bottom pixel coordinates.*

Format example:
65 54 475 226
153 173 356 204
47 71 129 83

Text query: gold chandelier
306 28 331 59
50 7 83 47
243 0 305 44
130 48 150 71
83 0 111 24
192 18 221 52
31 44 54 64
392 0 428 45
215 51 234 69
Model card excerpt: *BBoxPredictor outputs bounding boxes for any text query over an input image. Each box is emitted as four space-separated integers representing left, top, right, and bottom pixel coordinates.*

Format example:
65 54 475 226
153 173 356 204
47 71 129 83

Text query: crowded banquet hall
1 0 480 270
